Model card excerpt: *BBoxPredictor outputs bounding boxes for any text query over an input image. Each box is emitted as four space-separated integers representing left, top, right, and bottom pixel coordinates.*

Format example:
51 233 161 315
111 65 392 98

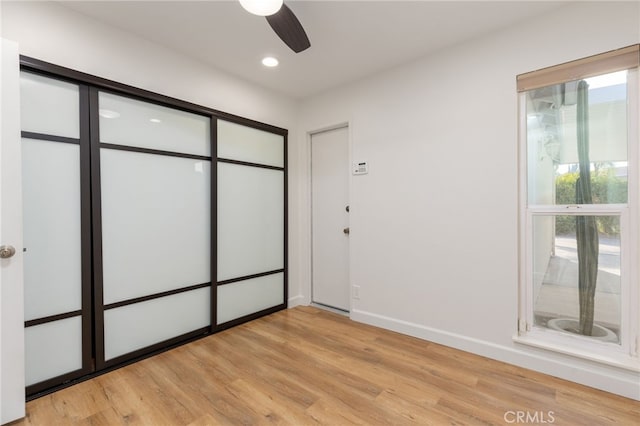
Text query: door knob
343 227 350 235
0 245 16 259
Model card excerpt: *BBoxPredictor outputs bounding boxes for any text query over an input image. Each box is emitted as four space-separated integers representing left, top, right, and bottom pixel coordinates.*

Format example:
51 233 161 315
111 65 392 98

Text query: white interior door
0 38 26 424
311 126 350 311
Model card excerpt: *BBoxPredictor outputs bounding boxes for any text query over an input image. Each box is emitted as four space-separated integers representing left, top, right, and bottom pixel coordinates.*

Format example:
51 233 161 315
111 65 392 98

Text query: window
517 46 639 367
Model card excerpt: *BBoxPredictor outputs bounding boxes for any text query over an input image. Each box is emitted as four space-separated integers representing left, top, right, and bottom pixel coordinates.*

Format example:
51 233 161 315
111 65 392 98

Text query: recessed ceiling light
262 56 279 68
149 118 162 123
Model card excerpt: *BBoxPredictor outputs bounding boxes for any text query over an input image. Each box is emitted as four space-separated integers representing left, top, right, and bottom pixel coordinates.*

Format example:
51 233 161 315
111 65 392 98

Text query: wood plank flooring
14 306 640 425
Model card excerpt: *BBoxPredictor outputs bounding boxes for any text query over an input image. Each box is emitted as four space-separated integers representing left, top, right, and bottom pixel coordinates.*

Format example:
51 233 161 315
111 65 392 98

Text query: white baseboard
351 308 640 401
287 294 306 308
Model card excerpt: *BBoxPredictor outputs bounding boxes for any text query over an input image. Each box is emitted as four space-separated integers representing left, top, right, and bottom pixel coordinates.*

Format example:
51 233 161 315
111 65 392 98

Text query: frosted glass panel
25 317 82 386
217 120 284 167
217 163 284 280
101 149 210 304
22 138 82 320
217 273 284 324
104 287 210 360
99 92 210 156
20 72 79 138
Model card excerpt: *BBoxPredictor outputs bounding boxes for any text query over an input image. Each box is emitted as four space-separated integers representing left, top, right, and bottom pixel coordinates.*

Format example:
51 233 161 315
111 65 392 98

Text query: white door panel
1 38 26 424
311 126 349 311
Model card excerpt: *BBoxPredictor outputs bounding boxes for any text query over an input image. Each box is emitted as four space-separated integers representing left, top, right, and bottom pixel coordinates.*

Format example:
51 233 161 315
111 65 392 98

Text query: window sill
513 334 640 373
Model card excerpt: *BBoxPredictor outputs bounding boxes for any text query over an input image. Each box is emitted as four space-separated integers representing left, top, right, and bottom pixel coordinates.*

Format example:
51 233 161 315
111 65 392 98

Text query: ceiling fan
238 0 311 53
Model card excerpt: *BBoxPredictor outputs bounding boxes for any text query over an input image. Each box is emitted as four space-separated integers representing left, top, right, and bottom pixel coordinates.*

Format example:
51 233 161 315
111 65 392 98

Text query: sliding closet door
216 120 287 327
20 72 92 394
92 91 212 367
20 57 289 396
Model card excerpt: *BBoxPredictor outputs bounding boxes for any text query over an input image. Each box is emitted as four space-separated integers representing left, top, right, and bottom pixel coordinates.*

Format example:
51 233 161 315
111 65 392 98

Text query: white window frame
516 47 640 372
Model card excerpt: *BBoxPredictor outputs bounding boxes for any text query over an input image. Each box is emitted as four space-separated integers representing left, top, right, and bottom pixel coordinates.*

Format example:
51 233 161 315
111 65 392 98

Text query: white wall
0 0 303 306
295 1 640 399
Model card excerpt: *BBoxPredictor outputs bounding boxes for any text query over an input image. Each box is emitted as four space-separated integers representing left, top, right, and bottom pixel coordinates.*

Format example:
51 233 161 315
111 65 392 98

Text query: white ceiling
59 0 567 99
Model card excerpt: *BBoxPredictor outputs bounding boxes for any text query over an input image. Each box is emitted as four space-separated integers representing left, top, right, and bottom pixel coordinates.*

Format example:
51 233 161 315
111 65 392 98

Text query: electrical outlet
352 285 361 300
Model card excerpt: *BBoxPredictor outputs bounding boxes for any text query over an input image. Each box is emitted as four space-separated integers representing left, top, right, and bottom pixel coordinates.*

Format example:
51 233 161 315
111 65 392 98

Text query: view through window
518 46 638 361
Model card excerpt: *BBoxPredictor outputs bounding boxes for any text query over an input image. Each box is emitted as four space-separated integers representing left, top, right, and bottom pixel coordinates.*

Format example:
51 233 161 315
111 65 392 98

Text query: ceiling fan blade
266 3 310 53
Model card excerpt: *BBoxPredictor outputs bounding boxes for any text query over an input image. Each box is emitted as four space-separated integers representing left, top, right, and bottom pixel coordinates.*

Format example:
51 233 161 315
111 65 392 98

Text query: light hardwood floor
14 306 640 425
